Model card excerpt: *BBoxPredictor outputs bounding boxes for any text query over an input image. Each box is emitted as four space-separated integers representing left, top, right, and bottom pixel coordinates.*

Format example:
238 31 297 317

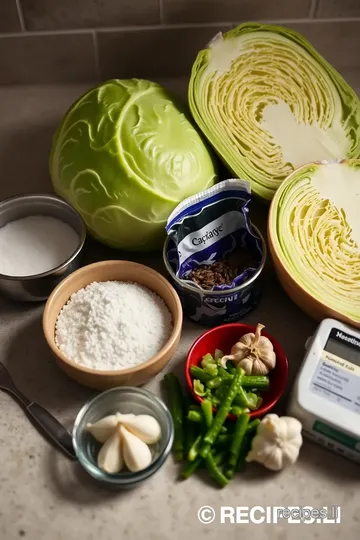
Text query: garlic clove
86 414 119 443
117 414 162 444
120 425 153 473
97 428 124 474
219 354 235 368
115 413 136 423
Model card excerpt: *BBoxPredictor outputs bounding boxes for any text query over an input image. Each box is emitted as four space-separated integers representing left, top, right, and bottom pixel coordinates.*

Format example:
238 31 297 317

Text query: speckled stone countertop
0 78 359 540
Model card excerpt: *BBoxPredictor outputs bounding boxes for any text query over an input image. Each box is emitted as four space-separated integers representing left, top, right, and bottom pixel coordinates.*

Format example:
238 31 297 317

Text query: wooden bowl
43 261 183 390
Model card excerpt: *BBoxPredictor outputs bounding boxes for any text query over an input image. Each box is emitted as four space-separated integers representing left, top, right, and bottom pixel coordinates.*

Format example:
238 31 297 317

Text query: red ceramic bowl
185 323 288 420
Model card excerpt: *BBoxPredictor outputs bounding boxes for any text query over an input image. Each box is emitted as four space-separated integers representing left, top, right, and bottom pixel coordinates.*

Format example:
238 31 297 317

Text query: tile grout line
309 0 319 18
1 17 360 39
15 0 26 32
92 31 101 82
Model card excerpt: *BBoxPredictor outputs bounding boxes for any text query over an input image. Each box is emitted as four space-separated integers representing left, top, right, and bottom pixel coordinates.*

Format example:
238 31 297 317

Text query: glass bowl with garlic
72 387 174 487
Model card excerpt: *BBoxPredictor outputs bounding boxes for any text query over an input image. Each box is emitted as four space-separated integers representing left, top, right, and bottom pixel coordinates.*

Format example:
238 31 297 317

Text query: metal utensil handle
26 402 76 460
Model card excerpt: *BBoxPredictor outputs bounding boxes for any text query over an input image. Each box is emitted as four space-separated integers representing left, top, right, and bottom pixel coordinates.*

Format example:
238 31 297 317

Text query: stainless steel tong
0 362 76 459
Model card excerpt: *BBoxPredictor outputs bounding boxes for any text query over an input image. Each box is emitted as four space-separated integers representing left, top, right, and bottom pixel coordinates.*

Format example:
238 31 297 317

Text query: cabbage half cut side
268 160 360 326
189 23 360 200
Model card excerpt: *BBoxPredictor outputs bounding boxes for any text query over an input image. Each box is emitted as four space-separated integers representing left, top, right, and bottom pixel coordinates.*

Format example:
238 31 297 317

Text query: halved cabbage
189 23 360 200
268 160 360 326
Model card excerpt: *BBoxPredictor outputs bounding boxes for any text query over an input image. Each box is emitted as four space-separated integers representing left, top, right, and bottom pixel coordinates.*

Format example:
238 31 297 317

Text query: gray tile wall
0 0 359 84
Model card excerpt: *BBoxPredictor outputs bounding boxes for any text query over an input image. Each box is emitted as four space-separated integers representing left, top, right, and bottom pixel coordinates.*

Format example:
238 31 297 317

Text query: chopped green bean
245 391 261 410
193 379 207 397
201 353 214 368
205 452 229 488
213 450 227 466
207 376 226 389
201 399 213 428
231 406 249 416
218 367 233 380
236 435 252 472
229 414 250 469
242 375 269 390
189 404 202 412
188 433 202 462
200 367 244 457
185 419 199 454
246 419 260 433
204 363 218 377
187 410 202 423
213 434 231 447
190 365 213 383
226 362 236 375
164 373 185 461
181 457 202 479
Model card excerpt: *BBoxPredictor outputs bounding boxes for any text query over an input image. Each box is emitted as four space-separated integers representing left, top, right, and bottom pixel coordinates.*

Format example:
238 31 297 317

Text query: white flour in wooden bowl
55 281 173 371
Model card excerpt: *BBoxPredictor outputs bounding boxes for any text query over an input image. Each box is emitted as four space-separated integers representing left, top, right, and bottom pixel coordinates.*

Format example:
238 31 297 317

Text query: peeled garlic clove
115 413 136 423
86 414 119 443
118 414 162 444
97 429 124 474
120 425 152 473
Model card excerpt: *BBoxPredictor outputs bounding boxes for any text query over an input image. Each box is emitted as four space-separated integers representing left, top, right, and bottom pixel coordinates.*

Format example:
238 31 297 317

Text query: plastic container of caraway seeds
162 179 266 326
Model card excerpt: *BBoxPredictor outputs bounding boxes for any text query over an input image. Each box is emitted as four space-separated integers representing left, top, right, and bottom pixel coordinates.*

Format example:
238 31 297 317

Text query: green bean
226 362 236 375
242 375 269 389
213 434 231 447
246 419 260 433
246 392 261 411
205 452 229 488
214 385 229 401
189 404 202 412
236 435 252 472
227 414 250 476
164 373 185 461
201 353 215 368
184 397 200 454
181 457 202 479
206 376 225 389
200 367 244 457
213 450 227 467
211 395 221 406
188 433 202 462
187 410 202 423
190 365 213 383
201 399 213 428
185 419 199 454
220 425 227 433
204 363 218 377
218 367 233 380
231 406 249 416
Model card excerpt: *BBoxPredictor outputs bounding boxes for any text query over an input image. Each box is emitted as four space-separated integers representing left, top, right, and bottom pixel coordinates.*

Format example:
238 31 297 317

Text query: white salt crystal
0 215 80 277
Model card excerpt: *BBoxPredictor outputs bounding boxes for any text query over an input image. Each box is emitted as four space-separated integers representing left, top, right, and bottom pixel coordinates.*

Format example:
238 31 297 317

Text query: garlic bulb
97 428 124 473
220 323 276 375
120 425 153 473
117 413 162 444
246 414 303 471
86 414 119 443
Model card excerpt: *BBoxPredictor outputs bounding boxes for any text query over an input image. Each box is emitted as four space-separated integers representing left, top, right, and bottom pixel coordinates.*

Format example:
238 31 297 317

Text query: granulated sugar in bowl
55 281 173 371
0 215 79 277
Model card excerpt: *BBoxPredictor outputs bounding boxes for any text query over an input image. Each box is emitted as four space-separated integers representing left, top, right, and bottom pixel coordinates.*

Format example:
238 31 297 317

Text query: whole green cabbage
50 79 217 250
